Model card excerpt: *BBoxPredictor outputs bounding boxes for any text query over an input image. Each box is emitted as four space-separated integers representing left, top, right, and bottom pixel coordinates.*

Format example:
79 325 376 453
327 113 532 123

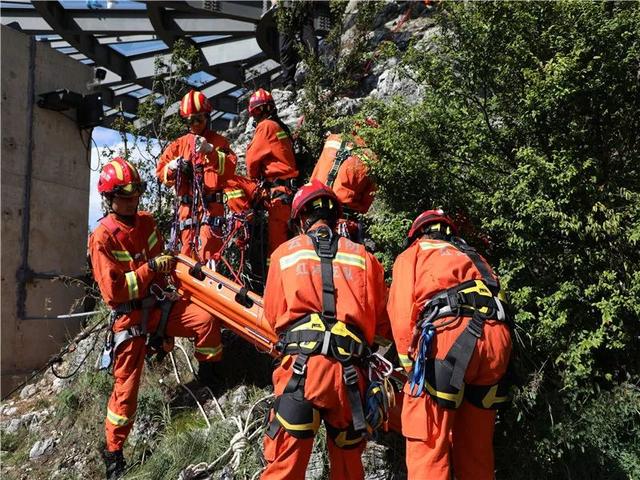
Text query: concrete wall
1 25 93 394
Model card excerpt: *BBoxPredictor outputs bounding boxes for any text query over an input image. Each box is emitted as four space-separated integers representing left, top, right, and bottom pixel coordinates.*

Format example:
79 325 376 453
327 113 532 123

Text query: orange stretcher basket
172 254 278 356
172 253 405 431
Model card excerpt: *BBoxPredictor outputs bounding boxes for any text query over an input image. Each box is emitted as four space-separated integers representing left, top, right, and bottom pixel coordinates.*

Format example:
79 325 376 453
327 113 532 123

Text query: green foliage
359 1 640 477
127 386 273 479
294 1 385 178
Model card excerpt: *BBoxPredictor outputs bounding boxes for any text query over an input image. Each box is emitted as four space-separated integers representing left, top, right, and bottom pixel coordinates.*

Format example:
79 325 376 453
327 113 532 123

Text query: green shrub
355 1 640 477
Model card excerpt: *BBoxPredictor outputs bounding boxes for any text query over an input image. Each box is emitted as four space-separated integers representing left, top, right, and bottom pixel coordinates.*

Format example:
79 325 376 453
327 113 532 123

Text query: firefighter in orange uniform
310 121 378 242
157 89 238 263
260 180 389 480
90 158 219 479
245 88 298 261
387 209 512 480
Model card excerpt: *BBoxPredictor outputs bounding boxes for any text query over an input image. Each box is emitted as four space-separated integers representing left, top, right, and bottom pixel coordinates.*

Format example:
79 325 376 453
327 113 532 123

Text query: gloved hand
168 157 193 177
148 254 175 273
167 157 182 171
194 135 214 154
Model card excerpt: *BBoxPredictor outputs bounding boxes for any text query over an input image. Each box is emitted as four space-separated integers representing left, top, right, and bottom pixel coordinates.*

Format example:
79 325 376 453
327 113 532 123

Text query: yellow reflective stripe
280 249 366 270
106 408 131 427
275 130 289 140
334 430 363 448
482 384 510 408
276 409 321 432
325 139 346 150
425 381 464 408
181 95 189 115
419 241 450 250
148 230 158 251
193 92 201 111
225 189 245 200
279 249 320 270
195 345 223 357
125 271 138 300
216 149 225 175
334 252 366 269
111 250 133 262
398 353 413 368
110 160 124 181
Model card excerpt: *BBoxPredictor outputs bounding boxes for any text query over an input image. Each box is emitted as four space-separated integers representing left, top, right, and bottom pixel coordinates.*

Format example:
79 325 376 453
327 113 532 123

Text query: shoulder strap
99 215 139 257
449 238 500 295
271 115 293 140
307 227 339 322
326 139 351 188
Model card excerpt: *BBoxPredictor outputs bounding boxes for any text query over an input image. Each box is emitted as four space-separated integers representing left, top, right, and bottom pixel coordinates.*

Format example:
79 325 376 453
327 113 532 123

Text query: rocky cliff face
0 4 437 479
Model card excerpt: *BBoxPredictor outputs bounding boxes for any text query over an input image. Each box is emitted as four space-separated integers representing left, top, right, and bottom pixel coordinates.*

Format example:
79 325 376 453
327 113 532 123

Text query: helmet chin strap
105 195 137 223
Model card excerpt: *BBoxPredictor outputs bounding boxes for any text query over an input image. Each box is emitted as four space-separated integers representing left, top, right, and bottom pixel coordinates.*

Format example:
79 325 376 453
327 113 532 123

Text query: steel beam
32 2 139 84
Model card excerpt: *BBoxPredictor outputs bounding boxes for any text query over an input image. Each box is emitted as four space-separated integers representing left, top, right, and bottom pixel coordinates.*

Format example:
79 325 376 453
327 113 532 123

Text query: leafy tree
285 0 385 178
359 1 640 477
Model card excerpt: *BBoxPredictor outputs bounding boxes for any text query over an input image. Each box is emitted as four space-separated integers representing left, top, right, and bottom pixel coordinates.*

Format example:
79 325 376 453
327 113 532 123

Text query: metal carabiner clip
150 283 166 301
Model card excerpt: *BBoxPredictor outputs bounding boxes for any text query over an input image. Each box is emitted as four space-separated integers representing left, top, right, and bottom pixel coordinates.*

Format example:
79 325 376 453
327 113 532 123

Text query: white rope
177 394 274 480
174 342 226 420
168 351 212 430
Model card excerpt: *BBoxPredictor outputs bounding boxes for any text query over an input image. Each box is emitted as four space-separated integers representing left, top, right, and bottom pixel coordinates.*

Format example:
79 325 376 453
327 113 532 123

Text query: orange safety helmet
98 157 146 197
248 88 275 117
179 89 213 118
291 179 341 221
408 208 458 240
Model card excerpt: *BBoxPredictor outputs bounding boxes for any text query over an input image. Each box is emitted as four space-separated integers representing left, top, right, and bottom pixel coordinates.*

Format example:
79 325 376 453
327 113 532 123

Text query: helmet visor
114 181 146 197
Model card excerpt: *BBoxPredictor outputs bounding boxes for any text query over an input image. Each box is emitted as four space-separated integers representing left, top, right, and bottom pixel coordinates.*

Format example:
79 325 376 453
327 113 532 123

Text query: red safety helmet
353 116 380 132
290 179 341 221
97 157 146 197
248 88 275 117
179 89 212 118
408 208 458 240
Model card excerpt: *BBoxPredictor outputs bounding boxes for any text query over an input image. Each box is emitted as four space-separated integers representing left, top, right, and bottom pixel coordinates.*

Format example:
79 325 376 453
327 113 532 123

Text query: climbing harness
266 226 373 444
98 284 178 372
408 238 512 410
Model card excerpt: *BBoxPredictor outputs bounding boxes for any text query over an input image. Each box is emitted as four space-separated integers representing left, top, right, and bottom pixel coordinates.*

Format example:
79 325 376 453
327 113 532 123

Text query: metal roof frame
1 0 280 129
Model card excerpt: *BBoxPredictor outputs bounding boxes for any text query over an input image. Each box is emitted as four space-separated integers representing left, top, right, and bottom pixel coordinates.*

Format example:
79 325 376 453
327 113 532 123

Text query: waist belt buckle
129 325 144 337
292 360 307 376
343 365 359 386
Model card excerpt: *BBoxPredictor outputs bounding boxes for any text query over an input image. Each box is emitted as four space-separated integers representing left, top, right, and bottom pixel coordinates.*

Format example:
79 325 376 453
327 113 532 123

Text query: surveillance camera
95 68 107 81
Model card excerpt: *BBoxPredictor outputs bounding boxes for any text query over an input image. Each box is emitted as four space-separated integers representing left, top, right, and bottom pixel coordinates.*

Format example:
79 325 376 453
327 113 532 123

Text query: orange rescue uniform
245 118 298 258
387 237 512 480
89 212 219 453
157 130 238 261
311 134 376 238
261 231 389 480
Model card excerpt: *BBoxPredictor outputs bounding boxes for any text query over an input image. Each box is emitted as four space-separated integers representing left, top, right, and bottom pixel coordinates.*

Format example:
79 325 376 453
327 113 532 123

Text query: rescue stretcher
172 253 405 433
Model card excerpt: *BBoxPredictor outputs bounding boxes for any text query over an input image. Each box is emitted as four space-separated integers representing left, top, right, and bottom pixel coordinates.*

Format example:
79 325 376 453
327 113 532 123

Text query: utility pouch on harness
266 392 320 440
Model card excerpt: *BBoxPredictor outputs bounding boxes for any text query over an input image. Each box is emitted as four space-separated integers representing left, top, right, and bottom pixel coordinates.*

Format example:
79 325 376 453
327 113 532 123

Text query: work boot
103 448 126 480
